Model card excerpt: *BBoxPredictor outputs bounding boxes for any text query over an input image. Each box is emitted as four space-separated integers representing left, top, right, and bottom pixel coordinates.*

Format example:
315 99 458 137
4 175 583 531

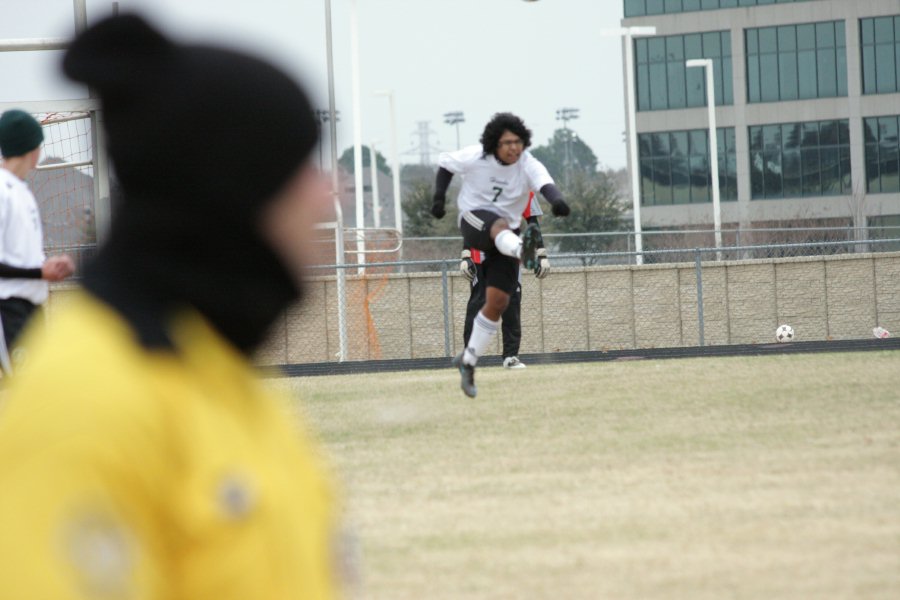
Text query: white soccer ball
775 324 794 343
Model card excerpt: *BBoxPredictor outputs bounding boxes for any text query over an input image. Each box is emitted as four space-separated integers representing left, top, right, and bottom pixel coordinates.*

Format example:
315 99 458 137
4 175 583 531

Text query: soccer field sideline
271 337 900 378
276 351 900 599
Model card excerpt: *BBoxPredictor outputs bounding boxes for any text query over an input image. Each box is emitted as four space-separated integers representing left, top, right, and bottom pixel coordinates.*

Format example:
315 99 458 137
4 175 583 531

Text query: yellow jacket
0 292 337 599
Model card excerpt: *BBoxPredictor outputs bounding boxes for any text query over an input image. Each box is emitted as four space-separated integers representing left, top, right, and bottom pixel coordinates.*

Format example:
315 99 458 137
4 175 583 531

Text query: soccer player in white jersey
432 113 569 397
0 110 75 374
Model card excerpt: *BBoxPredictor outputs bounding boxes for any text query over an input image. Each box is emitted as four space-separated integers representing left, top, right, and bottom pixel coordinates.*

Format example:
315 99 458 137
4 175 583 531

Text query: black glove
551 200 570 217
431 194 446 219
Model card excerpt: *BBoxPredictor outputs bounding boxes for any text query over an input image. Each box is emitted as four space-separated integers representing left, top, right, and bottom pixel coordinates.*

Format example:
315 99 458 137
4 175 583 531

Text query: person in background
0 15 339 599
461 192 550 369
0 109 75 374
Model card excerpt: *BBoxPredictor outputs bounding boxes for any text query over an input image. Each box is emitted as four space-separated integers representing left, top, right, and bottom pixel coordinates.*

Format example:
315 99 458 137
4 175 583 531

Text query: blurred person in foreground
0 109 75 375
0 15 339 599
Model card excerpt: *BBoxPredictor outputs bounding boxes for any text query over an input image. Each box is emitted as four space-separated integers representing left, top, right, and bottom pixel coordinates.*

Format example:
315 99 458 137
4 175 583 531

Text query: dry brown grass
274 352 900 600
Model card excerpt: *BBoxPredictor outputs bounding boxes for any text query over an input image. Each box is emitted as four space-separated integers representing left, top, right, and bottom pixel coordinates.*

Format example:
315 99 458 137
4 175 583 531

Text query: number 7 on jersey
491 186 502 202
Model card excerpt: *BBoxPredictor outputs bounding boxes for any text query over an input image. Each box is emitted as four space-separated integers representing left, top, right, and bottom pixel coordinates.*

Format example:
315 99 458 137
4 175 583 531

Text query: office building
622 0 900 233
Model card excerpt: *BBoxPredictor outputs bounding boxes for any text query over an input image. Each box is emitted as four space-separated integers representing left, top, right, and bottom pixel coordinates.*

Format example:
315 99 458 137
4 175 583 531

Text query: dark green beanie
0 110 44 158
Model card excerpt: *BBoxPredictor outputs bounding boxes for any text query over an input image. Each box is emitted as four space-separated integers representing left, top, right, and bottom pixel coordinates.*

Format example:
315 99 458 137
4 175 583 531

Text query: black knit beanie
0 110 44 158
63 15 320 353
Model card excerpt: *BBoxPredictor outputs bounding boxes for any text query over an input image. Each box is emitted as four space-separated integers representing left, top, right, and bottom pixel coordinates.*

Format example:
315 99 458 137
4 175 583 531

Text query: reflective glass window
746 21 847 103
861 16 900 95
635 31 733 111
638 127 737 205
750 119 851 199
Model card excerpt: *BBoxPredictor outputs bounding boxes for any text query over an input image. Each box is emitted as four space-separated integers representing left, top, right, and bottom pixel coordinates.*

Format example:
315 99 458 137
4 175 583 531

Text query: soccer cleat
503 356 526 369
520 223 543 272
451 352 477 398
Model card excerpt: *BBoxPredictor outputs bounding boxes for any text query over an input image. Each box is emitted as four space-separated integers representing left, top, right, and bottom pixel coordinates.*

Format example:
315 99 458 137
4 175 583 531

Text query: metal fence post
695 249 705 347
334 225 348 362
441 261 451 357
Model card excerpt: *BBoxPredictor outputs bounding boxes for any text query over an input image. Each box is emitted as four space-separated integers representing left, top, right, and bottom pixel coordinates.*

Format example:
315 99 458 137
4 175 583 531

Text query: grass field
275 352 900 600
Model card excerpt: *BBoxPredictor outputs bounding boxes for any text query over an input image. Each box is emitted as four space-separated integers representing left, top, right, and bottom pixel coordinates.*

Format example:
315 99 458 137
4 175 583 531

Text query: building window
635 32 732 112
639 128 737 206
750 120 851 200
746 21 847 103
864 116 900 194
625 0 815 17
861 16 900 95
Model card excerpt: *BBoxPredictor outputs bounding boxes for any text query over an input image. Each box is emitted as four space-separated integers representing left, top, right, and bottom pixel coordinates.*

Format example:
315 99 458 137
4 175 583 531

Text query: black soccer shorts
459 209 520 296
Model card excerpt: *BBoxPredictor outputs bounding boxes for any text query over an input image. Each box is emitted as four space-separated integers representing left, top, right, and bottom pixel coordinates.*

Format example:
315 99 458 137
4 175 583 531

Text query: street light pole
687 58 722 259
602 26 657 266
375 90 403 235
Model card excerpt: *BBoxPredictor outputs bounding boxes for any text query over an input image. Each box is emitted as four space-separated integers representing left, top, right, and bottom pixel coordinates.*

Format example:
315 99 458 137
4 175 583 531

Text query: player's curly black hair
480 112 532 158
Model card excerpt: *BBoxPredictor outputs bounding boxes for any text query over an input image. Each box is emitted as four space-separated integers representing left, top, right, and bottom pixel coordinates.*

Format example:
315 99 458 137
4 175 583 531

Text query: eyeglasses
499 139 524 148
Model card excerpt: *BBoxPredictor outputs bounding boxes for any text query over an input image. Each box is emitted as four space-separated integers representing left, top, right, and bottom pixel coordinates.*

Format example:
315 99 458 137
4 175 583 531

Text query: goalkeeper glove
535 248 551 279
460 249 476 282
551 199 570 217
431 193 446 219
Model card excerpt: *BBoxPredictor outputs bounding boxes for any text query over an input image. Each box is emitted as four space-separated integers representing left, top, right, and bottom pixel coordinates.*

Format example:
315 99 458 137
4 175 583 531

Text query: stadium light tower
374 90 402 235
686 58 723 260
555 107 580 185
602 25 657 265
443 111 465 150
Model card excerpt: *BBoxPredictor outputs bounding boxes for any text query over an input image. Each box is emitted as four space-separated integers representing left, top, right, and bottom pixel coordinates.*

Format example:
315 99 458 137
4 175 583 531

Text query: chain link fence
32 112 100 274
251 237 900 366
398 226 900 268
57 225 900 280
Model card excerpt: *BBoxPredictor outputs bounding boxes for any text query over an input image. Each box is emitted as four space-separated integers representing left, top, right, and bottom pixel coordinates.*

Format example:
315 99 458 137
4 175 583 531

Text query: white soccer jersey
439 144 554 230
0 168 48 304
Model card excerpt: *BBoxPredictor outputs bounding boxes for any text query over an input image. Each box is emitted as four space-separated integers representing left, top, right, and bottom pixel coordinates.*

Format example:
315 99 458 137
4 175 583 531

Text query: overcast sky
2 0 628 168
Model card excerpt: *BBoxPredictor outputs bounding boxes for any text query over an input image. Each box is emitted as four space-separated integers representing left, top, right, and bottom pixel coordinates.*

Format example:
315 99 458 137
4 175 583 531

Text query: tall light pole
686 58 722 260
555 107 579 186
374 90 402 234
369 142 381 229
443 111 465 150
315 109 340 170
602 26 657 265
324 0 348 361
350 0 366 272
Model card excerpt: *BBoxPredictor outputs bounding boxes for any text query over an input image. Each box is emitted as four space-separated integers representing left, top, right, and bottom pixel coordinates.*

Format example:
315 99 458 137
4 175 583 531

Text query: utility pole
443 111 465 150
405 121 441 165
556 107 580 186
